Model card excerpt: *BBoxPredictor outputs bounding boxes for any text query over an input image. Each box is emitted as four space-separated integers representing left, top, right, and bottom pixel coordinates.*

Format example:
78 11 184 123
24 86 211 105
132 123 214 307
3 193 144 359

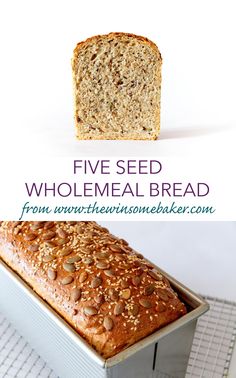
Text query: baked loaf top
0 221 186 358
72 33 162 140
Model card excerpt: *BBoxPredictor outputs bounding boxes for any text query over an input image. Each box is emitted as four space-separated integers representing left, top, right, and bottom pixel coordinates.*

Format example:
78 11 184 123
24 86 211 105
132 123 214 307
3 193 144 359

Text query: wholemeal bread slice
72 33 162 140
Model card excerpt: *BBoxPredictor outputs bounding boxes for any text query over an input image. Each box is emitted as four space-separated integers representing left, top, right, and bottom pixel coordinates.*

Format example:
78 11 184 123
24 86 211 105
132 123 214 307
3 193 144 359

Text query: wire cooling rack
186 295 236 377
0 295 236 378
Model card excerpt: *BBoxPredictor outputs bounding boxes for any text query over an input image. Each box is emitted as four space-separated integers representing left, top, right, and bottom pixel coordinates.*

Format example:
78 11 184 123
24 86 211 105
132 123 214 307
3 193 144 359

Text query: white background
0 0 236 220
0 0 236 158
100 221 236 301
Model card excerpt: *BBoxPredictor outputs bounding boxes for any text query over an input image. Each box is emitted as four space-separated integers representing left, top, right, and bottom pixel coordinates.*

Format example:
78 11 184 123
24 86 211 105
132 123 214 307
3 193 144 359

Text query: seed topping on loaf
0 221 186 358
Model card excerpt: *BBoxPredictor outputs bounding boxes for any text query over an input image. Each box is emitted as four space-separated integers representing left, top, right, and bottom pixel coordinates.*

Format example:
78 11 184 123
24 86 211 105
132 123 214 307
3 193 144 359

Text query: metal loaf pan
0 259 209 378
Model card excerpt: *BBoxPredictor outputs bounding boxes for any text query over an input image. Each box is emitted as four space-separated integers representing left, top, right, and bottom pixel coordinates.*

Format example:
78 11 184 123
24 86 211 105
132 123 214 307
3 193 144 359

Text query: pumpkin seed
91 277 102 288
103 316 114 331
24 233 37 241
63 262 76 273
71 288 81 301
61 276 74 285
139 298 152 308
114 302 125 316
84 306 98 316
120 288 131 300
47 268 57 280
79 271 88 283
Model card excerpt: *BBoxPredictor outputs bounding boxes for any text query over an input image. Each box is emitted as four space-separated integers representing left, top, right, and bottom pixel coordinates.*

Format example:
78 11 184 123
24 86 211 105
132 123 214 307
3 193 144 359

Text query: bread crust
72 33 162 140
72 32 162 62
0 221 185 359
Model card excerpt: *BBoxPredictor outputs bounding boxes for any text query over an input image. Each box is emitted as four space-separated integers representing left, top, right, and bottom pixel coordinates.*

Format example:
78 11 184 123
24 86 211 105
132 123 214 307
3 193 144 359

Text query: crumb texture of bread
0 221 186 359
72 33 162 140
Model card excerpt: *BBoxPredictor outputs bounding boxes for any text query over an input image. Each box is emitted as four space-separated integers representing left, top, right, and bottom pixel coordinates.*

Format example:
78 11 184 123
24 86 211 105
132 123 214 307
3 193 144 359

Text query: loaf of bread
0 221 186 358
72 33 162 140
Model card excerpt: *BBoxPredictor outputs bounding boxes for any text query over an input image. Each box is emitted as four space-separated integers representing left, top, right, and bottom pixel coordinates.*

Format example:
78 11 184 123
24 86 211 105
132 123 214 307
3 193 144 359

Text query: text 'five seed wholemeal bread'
0 221 186 359
72 33 162 140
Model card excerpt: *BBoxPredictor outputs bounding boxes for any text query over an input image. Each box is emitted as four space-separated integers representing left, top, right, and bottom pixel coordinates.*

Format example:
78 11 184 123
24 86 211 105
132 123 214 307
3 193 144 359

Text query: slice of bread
72 33 162 140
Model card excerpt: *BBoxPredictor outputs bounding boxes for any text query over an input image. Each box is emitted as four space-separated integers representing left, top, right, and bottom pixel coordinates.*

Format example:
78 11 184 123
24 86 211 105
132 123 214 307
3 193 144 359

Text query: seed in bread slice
72 33 162 140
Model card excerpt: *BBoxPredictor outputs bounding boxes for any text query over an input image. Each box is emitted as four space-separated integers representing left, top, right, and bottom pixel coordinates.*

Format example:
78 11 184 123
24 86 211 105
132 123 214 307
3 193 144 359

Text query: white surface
0 0 236 158
100 222 236 302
